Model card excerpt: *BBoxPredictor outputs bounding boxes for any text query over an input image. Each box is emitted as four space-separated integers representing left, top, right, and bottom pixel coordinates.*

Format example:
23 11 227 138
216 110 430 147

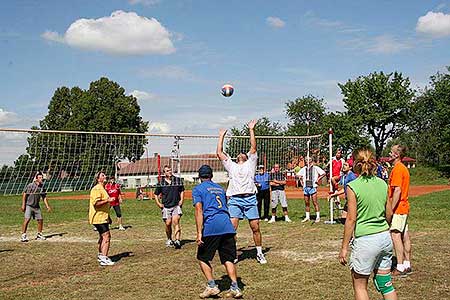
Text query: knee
373 273 395 296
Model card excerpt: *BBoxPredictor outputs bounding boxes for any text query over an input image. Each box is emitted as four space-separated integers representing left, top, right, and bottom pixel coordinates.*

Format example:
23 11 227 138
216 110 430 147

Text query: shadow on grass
216 275 246 291
237 247 271 262
110 251 134 262
111 225 133 230
0 249 14 253
44 232 67 239
181 239 195 247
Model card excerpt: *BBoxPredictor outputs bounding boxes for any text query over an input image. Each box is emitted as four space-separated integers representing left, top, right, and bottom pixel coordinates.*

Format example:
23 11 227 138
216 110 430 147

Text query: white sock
270 216 275 221
256 246 263 255
316 212 320 219
285 215 290 220
397 263 405 272
305 212 310 219
403 261 411 269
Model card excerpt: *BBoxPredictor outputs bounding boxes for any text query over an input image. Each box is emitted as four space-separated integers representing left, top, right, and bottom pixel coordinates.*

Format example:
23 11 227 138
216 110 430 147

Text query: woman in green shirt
339 149 397 300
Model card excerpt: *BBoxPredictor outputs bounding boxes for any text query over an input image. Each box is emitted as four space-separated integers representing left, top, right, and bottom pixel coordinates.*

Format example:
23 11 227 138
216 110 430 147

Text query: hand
178 200 183 207
219 128 227 137
338 247 348 266
21 205 25 212
196 233 204 246
157 202 164 209
47 206 52 213
248 119 257 130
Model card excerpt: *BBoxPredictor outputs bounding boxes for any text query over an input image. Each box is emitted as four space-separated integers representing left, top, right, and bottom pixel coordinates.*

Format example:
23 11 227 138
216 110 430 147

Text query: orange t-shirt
388 162 410 214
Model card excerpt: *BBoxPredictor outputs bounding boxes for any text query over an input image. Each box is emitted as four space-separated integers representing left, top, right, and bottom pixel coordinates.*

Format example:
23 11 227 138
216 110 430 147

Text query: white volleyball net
0 128 324 195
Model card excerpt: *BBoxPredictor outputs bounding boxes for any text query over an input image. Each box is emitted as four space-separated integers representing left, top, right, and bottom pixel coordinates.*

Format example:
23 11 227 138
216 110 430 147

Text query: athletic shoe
174 239 182 249
301 217 310 223
406 267 413 274
36 233 46 240
263 218 269 222
93 226 97 231
392 269 407 278
99 256 115 266
97 253 102 262
223 288 243 299
268 218 276 224
314 218 321 224
165 239 174 248
285 216 292 223
256 253 267 264
118 225 126 231
199 285 220 299
21 233 28 242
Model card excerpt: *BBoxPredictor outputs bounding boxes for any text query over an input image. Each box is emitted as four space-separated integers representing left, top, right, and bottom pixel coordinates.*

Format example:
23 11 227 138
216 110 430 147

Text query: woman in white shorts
339 149 398 300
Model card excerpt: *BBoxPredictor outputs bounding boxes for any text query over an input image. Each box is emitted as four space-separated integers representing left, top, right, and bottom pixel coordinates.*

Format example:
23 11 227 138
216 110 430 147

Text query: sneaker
99 256 115 266
21 233 28 242
93 226 97 231
199 285 220 299
174 240 182 249
118 225 126 231
36 233 46 240
263 218 269 222
314 218 321 223
392 269 408 278
97 253 103 262
301 217 310 223
405 267 413 274
285 216 292 223
165 239 174 248
256 253 267 264
223 288 243 299
268 218 276 224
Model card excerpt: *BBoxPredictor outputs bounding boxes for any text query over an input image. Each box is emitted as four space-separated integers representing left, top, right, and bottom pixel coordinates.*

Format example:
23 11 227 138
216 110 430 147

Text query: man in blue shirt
255 165 270 221
193 165 243 299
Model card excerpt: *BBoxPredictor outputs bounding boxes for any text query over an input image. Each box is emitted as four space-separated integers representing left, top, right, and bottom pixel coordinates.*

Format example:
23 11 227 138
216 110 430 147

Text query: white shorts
162 205 182 220
271 190 287 208
390 214 408 233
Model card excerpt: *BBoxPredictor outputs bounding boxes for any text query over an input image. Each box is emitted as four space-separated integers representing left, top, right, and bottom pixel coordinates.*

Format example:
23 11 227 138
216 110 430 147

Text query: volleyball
221 84 234 97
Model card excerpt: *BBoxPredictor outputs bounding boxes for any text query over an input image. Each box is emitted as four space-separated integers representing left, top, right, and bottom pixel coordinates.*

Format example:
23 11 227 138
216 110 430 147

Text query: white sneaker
199 285 220 298
118 225 126 231
263 218 269 222
99 256 115 266
314 218 321 223
165 239 174 247
36 233 46 240
285 216 292 223
21 233 28 242
301 217 310 223
97 253 102 262
268 218 276 224
256 253 267 264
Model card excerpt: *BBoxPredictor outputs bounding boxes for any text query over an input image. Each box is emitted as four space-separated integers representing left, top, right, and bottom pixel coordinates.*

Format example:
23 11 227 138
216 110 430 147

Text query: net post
325 128 336 225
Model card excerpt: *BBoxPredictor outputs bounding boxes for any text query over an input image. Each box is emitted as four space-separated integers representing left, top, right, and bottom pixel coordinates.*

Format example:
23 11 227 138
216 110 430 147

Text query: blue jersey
192 181 236 237
339 171 358 197
255 172 270 191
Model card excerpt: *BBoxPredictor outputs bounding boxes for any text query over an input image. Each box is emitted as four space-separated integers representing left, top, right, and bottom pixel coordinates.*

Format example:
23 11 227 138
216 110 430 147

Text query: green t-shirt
347 176 389 238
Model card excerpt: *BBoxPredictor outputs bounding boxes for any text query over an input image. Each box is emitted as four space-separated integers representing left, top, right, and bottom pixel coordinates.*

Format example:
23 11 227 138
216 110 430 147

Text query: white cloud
42 10 175 55
266 16 286 28
148 122 170 133
0 108 18 125
416 11 450 38
366 35 412 54
128 0 160 6
129 90 156 101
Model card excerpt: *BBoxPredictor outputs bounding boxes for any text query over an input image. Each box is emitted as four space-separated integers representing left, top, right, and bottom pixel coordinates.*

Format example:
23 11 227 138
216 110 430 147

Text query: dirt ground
49 185 450 201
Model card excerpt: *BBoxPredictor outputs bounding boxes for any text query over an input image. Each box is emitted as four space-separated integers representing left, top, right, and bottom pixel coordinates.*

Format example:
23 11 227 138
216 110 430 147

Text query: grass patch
409 166 449 185
1 190 449 299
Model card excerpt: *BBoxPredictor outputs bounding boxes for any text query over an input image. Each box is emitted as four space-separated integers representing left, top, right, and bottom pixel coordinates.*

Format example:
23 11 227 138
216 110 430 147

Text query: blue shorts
228 194 259 220
303 187 317 196
350 230 393 275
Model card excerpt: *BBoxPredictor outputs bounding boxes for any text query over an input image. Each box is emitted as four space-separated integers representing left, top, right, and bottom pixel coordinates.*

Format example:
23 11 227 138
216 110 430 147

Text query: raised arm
216 128 228 161
248 119 257 154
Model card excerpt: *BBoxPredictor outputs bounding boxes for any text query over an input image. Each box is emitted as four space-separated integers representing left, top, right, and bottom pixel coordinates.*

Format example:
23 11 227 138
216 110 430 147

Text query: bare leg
100 231 111 256
249 219 262 247
22 218 31 233
391 231 404 267
117 217 123 227
312 193 320 213
172 214 181 241
351 270 370 300
403 229 411 262
224 261 237 282
304 195 311 213
37 219 44 233
165 219 173 240
199 261 214 281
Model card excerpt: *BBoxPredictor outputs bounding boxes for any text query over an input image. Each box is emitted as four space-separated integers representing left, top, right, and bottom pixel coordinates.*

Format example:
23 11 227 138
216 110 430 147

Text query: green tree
339 71 414 159
285 95 326 136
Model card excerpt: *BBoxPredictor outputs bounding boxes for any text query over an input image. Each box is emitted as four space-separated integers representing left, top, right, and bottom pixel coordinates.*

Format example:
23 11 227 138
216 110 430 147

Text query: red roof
117 153 224 176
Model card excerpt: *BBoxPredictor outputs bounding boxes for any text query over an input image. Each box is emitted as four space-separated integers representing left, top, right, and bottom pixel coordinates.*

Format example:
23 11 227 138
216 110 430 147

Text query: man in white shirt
297 157 326 223
216 120 267 264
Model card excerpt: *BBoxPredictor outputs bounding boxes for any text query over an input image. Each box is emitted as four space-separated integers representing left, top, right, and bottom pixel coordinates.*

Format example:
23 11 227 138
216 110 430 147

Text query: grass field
1 188 450 300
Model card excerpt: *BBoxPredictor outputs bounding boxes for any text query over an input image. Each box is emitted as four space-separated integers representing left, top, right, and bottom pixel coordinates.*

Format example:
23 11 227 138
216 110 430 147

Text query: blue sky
1 0 450 135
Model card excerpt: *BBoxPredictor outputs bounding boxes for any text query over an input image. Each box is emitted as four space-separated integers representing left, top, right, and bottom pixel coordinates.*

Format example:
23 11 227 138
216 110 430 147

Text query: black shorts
197 233 236 264
93 223 110 235
112 205 122 218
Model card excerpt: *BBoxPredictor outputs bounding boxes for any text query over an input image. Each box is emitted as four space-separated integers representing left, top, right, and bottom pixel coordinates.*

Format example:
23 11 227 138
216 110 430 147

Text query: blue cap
198 165 213 178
